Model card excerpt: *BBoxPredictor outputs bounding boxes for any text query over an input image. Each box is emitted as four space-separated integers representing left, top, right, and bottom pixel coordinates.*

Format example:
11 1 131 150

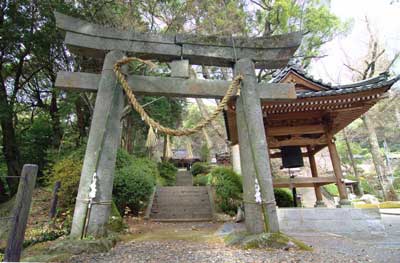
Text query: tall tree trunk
125 116 134 154
0 85 21 196
49 90 62 148
0 179 7 202
342 128 364 195
75 97 88 144
362 113 398 200
395 106 400 128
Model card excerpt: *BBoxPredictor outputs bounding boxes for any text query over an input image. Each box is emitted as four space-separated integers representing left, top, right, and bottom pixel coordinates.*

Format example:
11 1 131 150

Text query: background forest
0 0 399 204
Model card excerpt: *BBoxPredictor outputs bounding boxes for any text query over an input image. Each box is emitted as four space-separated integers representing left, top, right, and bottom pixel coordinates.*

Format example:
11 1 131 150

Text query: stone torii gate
54 12 302 238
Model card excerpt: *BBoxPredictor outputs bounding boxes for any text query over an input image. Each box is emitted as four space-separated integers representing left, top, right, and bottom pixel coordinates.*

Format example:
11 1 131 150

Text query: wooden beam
55 12 302 69
55 71 296 100
269 151 309 159
273 176 337 188
266 124 325 136
268 136 327 148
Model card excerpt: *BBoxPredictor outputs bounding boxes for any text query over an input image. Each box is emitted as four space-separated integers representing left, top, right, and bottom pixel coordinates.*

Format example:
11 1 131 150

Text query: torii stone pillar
70 50 125 238
235 58 279 233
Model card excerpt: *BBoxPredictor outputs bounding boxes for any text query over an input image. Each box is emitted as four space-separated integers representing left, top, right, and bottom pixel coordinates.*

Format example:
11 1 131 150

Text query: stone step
175 171 194 186
154 194 208 200
151 211 212 217
154 200 210 206
149 186 213 221
151 204 211 210
156 186 206 191
151 212 212 219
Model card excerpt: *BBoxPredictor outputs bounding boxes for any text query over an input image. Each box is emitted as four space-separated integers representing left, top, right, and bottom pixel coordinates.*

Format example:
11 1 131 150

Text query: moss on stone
20 234 119 262
107 201 126 233
224 231 312 251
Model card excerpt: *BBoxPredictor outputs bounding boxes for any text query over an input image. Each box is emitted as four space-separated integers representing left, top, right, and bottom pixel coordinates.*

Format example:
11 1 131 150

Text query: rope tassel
165 135 173 159
145 126 157 148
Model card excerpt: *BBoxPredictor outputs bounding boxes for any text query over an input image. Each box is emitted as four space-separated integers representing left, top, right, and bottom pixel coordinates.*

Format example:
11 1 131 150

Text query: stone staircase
175 170 193 186
149 186 213 221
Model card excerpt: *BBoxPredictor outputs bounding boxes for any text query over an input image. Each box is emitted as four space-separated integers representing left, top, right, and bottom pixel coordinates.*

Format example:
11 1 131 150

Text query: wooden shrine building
226 66 399 206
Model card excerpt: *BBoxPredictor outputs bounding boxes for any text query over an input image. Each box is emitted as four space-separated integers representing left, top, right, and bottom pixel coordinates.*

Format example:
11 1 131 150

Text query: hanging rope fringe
186 141 193 159
114 57 243 137
145 126 157 148
165 135 173 159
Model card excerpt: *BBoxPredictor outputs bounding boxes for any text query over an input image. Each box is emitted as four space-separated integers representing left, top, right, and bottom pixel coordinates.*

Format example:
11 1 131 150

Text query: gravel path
69 220 381 263
70 239 374 263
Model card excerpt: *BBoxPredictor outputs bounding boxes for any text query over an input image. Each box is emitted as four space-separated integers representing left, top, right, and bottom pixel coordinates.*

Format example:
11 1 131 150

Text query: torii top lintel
55 12 302 69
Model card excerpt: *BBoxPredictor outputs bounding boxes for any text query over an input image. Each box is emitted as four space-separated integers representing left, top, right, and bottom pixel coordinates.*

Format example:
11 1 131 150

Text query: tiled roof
271 64 400 98
298 75 399 98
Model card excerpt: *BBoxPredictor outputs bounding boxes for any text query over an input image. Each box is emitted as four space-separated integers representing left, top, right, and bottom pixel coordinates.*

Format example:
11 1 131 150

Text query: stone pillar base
337 199 352 208
314 200 327 207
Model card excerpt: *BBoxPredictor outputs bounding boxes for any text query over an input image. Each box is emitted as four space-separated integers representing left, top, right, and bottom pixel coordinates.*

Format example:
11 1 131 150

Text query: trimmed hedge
193 174 209 186
190 162 211 176
208 167 242 215
274 188 294 207
113 157 158 215
158 161 177 186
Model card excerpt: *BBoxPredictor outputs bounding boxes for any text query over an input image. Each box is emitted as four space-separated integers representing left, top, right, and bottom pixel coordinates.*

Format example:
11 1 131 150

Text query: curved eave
298 75 399 98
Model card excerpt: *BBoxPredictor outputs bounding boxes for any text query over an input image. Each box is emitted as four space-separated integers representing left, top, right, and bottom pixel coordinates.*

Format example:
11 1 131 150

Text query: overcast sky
310 0 400 84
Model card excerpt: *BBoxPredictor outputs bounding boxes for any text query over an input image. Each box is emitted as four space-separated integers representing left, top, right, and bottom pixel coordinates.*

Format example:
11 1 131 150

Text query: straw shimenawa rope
114 57 243 137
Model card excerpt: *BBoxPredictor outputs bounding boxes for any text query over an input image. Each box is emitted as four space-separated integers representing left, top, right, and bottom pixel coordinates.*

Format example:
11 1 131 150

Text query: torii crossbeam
54 12 302 238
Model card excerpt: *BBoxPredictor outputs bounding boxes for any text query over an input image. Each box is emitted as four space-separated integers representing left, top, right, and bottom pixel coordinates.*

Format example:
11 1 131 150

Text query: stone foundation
277 208 385 238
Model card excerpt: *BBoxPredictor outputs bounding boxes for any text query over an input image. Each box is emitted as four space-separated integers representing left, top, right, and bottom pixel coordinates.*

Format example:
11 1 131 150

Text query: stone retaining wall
277 208 385 238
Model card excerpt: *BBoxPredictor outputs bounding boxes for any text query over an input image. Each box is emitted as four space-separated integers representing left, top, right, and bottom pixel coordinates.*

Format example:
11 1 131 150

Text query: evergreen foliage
190 162 211 176
208 167 243 215
274 188 294 207
157 162 177 186
113 158 158 215
49 154 83 209
193 174 210 186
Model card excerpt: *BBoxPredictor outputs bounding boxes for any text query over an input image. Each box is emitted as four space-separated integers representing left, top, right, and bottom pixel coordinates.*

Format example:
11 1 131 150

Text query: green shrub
209 167 242 215
392 177 400 191
323 184 339 197
190 162 210 176
49 155 83 209
113 158 158 215
360 178 376 195
48 148 136 210
274 188 294 207
158 162 177 186
193 174 209 186
116 148 135 170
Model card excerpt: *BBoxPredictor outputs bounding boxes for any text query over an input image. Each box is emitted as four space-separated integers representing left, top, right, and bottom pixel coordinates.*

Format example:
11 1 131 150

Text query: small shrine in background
226 65 399 207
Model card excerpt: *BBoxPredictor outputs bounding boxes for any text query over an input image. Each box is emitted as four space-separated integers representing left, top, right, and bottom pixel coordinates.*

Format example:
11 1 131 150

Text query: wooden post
70 50 125 238
235 58 279 233
4 164 38 262
307 147 326 207
326 135 351 206
49 181 61 218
